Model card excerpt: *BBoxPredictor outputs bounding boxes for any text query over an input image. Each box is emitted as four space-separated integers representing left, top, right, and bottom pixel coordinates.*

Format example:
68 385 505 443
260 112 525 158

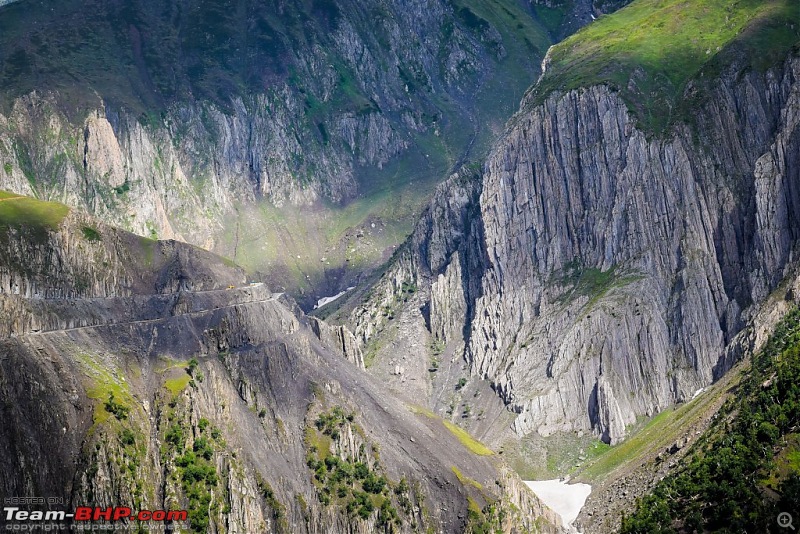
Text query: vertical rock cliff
340 53 800 446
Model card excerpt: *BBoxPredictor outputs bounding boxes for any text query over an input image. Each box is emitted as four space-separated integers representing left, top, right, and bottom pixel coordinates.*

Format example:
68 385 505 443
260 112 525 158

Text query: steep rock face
308 316 365 369
345 55 800 445
0 0 559 303
342 167 485 358
0 199 564 533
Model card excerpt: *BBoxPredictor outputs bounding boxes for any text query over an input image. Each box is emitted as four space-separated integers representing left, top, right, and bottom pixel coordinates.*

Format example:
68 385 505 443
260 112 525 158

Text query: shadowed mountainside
0 192 565 533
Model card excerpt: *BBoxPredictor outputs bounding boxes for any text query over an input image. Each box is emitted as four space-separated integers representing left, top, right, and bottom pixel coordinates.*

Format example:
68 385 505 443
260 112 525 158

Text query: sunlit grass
410 404 494 456
533 0 800 133
577 371 739 481
165 374 191 396
443 420 494 456
0 190 69 234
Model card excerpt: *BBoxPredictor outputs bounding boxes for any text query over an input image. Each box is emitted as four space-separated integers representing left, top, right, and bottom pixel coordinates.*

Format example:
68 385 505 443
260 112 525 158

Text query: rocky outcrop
0 0 560 303
0 199 250 336
0 200 564 533
346 54 800 445
0 208 245 300
308 316 365 369
346 167 484 345
429 252 468 344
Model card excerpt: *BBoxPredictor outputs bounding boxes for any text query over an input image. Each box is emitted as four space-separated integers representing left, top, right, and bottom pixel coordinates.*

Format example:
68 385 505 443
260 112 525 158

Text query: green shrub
622 307 800 533
120 429 136 446
81 226 101 241
165 424 183 447
193 437 214 460
104 392 129 420
354 462 369 480
362 472 387 494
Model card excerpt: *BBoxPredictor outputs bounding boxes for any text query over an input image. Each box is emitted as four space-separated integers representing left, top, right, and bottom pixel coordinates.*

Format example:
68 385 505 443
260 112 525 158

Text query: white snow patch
314 287 355 309
692 387 705 399
525 479 591 531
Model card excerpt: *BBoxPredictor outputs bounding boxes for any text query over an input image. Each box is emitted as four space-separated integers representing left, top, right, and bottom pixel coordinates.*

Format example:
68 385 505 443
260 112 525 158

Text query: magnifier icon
779 512 795 530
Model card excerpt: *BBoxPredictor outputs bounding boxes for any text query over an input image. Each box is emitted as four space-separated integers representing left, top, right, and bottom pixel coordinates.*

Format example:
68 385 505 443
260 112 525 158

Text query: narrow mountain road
16 286 282 338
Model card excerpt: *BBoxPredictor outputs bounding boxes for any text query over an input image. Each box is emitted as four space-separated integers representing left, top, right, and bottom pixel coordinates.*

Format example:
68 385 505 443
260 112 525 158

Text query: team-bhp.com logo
4 506 188 531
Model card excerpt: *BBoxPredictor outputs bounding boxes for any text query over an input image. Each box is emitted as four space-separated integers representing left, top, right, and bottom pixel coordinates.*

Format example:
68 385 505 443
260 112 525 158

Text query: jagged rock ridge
0 196 564 533
341 54 800 446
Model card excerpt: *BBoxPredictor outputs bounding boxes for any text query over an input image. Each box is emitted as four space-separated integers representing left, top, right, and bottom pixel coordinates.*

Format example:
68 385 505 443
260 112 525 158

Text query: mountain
4 0 799 530
0 191 564 533
324 0 800 476
0 0 621 308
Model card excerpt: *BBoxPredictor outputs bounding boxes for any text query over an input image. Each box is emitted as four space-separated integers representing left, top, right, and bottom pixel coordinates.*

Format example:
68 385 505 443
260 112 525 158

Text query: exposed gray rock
0 205 565 533
430 251 468 344
0 0 556 304
345 55 800 445
308 316 365 369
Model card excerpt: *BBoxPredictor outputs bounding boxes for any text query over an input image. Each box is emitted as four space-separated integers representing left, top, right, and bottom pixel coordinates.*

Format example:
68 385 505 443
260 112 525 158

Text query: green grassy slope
571 363 740 483
532 0 800 134
0 191 69 236
621 308 800 533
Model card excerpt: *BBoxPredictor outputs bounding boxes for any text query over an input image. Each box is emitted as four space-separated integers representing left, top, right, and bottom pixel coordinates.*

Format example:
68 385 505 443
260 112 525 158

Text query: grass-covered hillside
533 0 800 134
621 307 800 533
0 190 69 233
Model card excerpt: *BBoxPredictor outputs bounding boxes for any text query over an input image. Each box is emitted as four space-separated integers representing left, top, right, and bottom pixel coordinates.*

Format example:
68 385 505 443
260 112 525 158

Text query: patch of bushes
104 392 129 420
81 226 101 241
163 416 220 532
257 478 288 532
193 437 214 460
113 181 130 195
621 307 800 533
306 406 402 528
165 424 183 446
119 429 136 446
315 406 355 438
